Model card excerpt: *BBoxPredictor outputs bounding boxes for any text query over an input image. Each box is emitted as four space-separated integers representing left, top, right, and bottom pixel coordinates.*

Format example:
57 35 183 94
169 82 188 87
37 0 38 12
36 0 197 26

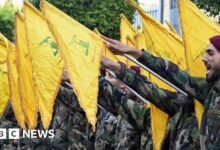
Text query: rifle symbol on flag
39 36 59 56
69 35 90 56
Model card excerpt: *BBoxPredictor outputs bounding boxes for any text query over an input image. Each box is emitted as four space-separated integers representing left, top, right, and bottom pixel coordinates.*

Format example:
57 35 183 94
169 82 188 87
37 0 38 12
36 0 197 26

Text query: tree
0 5 16 42
192 0 220 22
30 0 136 39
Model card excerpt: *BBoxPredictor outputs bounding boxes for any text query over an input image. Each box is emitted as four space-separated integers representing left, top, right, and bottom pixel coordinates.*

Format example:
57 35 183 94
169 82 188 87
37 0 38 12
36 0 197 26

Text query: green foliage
192 0 220 22
0 5 16 42
30 0 136 39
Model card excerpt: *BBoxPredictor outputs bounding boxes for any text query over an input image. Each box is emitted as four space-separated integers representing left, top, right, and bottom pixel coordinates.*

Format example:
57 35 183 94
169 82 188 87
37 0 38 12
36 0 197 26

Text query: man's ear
120 85 126 91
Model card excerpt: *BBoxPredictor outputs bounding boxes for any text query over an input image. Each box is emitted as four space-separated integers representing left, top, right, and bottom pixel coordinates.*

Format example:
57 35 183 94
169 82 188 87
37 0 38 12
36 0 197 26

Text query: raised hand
102 35 142 58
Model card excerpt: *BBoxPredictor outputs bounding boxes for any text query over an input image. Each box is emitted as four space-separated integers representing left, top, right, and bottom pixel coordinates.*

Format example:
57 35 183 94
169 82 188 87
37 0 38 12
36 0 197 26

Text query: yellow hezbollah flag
15 13 38 129
179 0 220 127
23 2 64 129
41 1 104 131
127 0 186 70
0 33 10 117
120 14 136 48
7 42 26 128
133 29 150 78
126 0 187 149
179 0 220 77
120 14 137 67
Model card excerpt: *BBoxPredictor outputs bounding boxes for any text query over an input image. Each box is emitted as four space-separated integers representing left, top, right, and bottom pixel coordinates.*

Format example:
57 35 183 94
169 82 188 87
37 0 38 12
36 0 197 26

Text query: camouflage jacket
58 86 118 150
136 50 220 149
99 63 200 150
95 109 118 150
117 63 200 149
98 77 152 150
115 115 141 150
0 104 34 150
53 86 95 150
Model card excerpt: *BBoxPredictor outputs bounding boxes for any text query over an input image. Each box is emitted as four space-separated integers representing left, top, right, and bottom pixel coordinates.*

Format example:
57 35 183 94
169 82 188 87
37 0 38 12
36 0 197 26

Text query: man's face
105 72 126 93
202 44 220 83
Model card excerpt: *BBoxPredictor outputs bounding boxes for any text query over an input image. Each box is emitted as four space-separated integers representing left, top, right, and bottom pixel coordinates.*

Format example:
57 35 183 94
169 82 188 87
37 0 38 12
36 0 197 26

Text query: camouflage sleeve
135 50 210 104
98 77 150 132
119 99 151 132
117 65 187 116
98 76 125 116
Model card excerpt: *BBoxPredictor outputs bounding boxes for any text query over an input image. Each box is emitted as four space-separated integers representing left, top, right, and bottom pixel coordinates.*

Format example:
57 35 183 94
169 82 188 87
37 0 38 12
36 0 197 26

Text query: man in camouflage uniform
52 85 95 150
0 104 33 150
0 72 95 150
102 35 220 149
98 76 153 150
60 70 117 150
99 57 200 149
95 109 118 150
105 67 143 150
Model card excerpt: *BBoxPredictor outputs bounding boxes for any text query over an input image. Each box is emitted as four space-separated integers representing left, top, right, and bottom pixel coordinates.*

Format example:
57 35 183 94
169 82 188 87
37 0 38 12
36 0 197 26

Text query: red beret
130 66 141 74
210 35 220 51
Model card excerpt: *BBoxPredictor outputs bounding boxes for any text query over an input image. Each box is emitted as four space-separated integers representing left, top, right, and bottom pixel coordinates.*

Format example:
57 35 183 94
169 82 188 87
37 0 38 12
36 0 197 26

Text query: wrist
128 48 143 58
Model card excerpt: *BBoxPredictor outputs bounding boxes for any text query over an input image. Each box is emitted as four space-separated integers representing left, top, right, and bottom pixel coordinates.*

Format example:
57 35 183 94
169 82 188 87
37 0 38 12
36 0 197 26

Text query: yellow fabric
0 33 10 117
164 20 178 34
179 0 220 77
41 1 104 131
127 0 187 149
120 14 136 66
179 0 220 127
134 29 150 78
23 2 64 129
120 14 136 47
7 43 26 128
93 28 119 62
15 13 38 129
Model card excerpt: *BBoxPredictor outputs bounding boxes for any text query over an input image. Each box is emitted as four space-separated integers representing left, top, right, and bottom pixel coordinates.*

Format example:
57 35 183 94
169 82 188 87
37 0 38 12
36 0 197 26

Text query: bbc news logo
0 128 55 139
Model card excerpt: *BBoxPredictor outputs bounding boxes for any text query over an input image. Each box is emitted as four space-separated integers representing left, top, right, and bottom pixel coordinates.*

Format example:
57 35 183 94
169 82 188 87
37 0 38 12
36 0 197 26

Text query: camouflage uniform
95 94 142 150
53 86 95 150
0 86 95 150
115 115 141 150
98 77 153 150
95 110 117 150
135 50 219 149
98 62 200 150
0 104 33 150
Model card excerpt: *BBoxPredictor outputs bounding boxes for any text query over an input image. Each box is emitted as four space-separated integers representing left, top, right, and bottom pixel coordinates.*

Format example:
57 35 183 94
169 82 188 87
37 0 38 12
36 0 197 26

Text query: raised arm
98 77 150 132
102 35 210 104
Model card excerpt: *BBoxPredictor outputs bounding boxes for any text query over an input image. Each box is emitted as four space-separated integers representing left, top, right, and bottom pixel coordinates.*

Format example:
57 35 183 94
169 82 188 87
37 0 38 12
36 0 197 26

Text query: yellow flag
127 0 186 70
120 14 136 47
120 14 137 66
0 33 10 117
164 20 178 34
23 2 64 129
41 1 104 131
179 0 220 127
15 13 38 129
7 43 26 128
120 15 150 78
134 29 150 78
179 0 220 77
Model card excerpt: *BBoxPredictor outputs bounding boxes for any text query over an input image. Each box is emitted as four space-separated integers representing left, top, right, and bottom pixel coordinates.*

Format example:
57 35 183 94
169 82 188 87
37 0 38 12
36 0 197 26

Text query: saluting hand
101 56 121 74
101 35 143 58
